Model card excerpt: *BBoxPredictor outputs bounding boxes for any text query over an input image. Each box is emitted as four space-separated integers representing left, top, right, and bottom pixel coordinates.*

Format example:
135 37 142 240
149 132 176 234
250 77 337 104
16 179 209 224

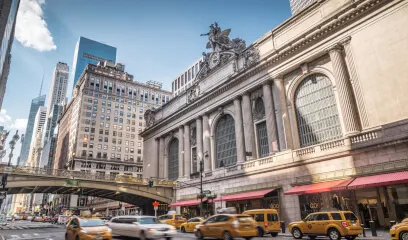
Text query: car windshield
139 217 158 224
79 219 105 227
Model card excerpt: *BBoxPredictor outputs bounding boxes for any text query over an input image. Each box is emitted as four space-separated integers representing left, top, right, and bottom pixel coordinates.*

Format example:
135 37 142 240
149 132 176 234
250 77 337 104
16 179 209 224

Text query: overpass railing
0 165 176 187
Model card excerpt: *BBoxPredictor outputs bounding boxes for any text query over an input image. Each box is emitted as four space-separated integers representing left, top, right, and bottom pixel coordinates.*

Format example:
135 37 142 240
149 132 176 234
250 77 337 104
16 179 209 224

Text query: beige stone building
54 61 171 179
141 0 408 227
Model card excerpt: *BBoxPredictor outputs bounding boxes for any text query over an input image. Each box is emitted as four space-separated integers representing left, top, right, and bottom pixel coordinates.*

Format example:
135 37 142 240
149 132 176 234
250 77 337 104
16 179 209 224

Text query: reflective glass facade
18 95 46 166
71 37 116 89
289 0 313 15
0 0 19 75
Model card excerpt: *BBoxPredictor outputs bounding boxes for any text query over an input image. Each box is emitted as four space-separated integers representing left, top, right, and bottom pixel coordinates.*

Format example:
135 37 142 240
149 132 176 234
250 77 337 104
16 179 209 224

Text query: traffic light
148 181 154 188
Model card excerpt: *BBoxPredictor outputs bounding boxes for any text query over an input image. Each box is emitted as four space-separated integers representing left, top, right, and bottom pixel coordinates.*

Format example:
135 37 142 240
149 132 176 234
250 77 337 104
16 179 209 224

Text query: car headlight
195 225 200 229
170 226 176 230
107 228 112 233
80 230 88 234
147 228 156 232
391 225 398 230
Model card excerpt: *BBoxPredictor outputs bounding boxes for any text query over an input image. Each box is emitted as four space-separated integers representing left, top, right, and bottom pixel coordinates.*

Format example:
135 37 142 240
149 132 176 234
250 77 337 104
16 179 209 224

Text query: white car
107 215 176 240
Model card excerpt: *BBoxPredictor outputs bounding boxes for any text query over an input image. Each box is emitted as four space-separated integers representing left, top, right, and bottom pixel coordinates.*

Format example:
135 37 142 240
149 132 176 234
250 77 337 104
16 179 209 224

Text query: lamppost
1 131 19 209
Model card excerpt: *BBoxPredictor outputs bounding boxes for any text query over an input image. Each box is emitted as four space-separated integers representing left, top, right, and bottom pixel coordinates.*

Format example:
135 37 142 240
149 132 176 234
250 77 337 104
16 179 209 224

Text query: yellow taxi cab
243 209 280 237
390 218 408 240
194 214 258 240
180 217 204 233
65 217 112 240
288 211 362 240
157 214 186 229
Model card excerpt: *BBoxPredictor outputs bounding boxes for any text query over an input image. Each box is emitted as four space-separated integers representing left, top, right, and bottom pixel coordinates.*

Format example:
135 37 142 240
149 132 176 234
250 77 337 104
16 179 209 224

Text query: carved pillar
241 93 256 159
342 37 369 128
234 97 246 163
262 81 279 153
274 78 294 149
202 114 212 171
329 45 361 136
184 124 191 178
196 117 204 171
159 137 165 178
178 126 184 178
155 138 160 177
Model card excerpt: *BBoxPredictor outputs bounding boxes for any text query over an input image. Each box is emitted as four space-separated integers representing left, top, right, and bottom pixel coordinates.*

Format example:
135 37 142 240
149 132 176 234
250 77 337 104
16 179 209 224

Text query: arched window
253 97 269 157
215 114 237 168
294 74 342 147
168 138 179 180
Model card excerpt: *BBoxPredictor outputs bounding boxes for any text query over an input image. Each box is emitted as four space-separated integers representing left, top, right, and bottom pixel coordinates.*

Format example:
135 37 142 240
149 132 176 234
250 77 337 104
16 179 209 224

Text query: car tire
196 230 204 239
75 236 80 240
257 227 264 237
292 227 303 239
181 226 186 233
271 232 278 237
64 234 68 240
244 238 253 240
328 228 341 240
223 231 233 240
309 236 316 240
165 238 172 240
400 231 408 240
140 231 148 240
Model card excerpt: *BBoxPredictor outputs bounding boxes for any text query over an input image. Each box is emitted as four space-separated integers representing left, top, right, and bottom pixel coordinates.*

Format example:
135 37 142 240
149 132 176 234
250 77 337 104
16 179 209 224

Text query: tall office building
289 0 314 15
54 61 171 179
18 95 46 166
47 62 69 109
71 37 116 90
172 57 204 97
0 0 20 109
26 106 47 167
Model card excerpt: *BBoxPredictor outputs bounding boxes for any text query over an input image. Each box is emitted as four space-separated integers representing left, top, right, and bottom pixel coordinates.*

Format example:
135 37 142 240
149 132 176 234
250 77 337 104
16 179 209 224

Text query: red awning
214 188 276 202
169 199 204 207
285 179 353 195
348 171 408 189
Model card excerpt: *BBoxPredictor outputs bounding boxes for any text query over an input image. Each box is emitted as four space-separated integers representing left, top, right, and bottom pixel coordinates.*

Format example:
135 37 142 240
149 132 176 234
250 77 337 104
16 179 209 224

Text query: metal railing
0 165 176 187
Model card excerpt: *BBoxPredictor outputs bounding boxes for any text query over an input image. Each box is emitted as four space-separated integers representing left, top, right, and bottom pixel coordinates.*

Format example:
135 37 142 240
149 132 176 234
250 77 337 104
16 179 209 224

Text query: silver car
107 215 176 240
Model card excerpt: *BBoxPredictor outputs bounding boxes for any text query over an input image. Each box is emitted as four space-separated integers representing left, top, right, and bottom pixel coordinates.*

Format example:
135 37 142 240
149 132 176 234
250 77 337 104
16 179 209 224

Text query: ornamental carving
197 22 246 80
243 47 260 69
144 109 155 128
250 88 263 101
187 85 200 104
252 97 266 121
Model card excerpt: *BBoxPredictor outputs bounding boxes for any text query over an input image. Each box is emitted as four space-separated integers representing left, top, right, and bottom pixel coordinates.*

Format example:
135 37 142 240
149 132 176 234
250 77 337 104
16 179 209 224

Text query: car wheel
181 226 186 233
309 236 316 240
400 231 408 240
271 232 278 237
257 227 264 237
140 231 148 240
292 227 303 239
165 238 172 240
223 231 233 240
195 230 204 239
75 236 80 240
328 228 341 240
64 234 68 240
244 238 253 240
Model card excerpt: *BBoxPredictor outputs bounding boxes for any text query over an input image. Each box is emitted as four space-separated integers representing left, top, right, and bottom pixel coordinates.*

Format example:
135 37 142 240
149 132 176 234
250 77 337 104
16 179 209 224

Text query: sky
0 0 291 164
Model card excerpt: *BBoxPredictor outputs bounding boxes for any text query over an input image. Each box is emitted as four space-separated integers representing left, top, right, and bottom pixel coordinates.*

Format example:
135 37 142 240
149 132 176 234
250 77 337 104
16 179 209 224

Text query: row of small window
80 150 142 161
80 162 142 172
86 102 145 113
85 119 144 127
83 141 141 148
85 112 140 121
86 83 169 105
172 62 200 91
83 144 139 154
83 134 140 142
84 127 141 134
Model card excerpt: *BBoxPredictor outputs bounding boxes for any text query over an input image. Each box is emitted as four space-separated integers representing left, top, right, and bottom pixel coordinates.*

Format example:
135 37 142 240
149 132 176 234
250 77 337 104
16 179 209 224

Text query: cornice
141 0 390 137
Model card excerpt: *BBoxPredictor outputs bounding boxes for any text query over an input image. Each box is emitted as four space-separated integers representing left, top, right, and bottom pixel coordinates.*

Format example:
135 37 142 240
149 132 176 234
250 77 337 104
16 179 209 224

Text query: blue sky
0 0 291 163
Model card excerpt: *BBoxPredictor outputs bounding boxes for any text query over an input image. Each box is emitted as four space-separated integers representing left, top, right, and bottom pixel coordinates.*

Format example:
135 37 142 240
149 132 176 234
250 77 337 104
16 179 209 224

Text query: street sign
3 166 12 173
202 190 211 195
0 191 6 200
154 206 158 210
152 201 159 208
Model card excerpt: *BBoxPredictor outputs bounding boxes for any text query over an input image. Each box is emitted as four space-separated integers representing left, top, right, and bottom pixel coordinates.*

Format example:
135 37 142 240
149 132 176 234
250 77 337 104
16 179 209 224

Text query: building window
168 138 179 180
256 121 269 157
294 74 342 147
215 114 237 168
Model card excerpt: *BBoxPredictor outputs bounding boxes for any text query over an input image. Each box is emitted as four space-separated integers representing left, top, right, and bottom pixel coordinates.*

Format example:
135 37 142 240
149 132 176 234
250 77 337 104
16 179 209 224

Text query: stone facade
141 0 408 224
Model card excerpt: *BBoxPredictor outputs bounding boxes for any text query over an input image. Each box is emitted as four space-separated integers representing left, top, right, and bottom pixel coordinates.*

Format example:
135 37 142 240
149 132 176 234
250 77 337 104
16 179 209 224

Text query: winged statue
201 22 237 52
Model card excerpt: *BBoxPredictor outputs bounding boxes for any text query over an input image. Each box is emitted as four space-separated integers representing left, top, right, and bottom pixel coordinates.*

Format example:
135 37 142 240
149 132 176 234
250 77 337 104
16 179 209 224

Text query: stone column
196 117 204 170
159 137 165 178
262 81 279 153
274 78 294 149
184 124 191 178
342 37 369 128
178 126 184 178
241 93 256 159
233 97 246 163
155 138 160 177
202 114 212 171
329 45 361 135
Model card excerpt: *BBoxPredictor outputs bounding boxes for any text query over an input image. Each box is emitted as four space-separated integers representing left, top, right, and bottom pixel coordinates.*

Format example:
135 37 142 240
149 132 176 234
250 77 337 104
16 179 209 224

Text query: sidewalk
280 228 391 240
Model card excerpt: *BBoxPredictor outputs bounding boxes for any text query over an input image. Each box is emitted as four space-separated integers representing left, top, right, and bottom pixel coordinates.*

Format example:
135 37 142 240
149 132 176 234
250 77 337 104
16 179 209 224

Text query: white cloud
0 109 28 164
15 0 56 51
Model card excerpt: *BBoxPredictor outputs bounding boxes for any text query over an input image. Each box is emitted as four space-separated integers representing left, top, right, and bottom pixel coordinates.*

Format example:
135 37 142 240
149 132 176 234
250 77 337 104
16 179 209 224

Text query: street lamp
7 131 20 166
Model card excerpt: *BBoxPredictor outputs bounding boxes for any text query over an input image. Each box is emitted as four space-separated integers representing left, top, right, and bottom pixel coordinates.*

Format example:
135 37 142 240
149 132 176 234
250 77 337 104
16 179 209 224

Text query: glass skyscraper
71 37 116 90
289 0 314 15
18 95 46 166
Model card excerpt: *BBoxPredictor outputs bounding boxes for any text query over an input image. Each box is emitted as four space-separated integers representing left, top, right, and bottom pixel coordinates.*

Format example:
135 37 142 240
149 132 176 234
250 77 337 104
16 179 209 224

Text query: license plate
244 226 249 229
352 223 356 226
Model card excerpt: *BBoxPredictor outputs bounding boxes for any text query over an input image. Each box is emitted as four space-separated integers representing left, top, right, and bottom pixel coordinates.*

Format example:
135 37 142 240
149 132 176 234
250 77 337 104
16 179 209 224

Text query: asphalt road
0 221 390 240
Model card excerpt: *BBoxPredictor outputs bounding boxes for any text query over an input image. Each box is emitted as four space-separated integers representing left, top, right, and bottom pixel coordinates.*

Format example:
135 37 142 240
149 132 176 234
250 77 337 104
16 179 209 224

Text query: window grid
215 115 237 168
168 138 179 180
256 121 269 157
294 74 342 147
